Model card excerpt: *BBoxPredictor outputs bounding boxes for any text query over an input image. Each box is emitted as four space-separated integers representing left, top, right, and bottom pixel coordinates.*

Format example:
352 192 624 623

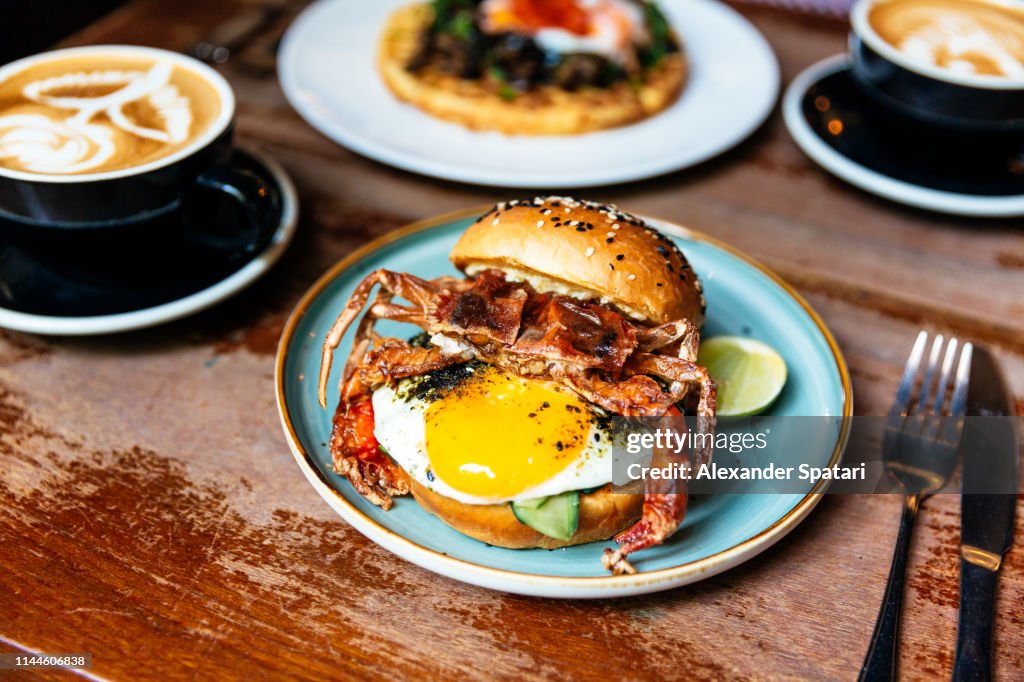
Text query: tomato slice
509 0 591 35
343 396 383 462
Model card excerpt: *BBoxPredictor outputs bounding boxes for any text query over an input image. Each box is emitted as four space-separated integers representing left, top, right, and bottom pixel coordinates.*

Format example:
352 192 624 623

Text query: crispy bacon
431 270 527 346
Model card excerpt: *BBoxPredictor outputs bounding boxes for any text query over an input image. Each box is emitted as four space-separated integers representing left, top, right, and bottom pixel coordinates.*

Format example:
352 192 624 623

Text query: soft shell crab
318 266 717 575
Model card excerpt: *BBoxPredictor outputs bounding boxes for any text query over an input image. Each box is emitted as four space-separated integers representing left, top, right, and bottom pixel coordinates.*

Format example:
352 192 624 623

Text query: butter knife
952 346 1018 681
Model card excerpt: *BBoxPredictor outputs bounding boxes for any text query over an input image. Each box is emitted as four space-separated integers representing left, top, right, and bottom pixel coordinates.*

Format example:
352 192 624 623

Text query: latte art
0 55 222 176
0 113 115 174
869 0 1024 78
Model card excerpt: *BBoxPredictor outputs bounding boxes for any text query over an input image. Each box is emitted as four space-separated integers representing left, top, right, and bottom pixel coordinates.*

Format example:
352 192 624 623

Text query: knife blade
952 346 1018 682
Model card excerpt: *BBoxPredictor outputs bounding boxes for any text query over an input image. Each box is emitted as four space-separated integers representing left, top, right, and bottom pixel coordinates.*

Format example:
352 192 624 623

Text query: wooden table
2 1 1022 679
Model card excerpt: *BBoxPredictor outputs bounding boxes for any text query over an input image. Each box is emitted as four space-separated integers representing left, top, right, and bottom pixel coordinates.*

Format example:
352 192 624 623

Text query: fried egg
372 363 614 505
480 0 648 64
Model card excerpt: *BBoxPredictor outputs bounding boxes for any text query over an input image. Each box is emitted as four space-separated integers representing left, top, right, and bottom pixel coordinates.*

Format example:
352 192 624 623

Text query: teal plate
276 208 852 598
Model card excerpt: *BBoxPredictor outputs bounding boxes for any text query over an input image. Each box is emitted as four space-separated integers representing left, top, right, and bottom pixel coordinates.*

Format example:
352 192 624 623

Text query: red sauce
510 0 591 35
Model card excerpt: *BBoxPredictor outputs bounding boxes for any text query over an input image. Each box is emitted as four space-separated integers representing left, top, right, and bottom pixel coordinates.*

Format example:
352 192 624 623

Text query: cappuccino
868 0 1024 79
0 53 223 176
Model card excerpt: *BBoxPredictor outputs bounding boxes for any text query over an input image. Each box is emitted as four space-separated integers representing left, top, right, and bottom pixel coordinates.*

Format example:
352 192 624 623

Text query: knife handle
859 494 920 682
953 558 999 682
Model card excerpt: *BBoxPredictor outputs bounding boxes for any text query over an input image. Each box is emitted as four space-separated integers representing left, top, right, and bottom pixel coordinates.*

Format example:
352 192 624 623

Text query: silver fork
859 331 973 681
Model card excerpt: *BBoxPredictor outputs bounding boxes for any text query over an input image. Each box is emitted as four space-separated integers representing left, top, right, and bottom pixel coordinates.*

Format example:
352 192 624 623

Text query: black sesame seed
427 470 435 482
656 282 664 287
609 264 615 271
606 237 614 244
555 441 564 452
615 254 624 261
576 227 587 232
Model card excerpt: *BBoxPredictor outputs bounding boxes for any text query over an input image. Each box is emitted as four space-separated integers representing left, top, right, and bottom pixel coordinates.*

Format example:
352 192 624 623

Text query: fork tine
942 342 973 445
931 337 959 416
923 337 958 440
914 333 945 416
949 342 973 419
889 330 928 419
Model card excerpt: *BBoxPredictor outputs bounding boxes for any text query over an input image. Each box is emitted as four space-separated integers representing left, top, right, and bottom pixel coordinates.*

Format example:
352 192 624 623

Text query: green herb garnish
642 1 671 67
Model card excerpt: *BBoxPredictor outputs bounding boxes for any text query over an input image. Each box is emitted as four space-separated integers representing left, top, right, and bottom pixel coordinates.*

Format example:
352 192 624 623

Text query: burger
318 197 716 574
378 0 686 135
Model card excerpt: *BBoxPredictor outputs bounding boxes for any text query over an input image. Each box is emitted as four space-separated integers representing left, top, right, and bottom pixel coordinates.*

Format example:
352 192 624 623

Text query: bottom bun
408 478 643 549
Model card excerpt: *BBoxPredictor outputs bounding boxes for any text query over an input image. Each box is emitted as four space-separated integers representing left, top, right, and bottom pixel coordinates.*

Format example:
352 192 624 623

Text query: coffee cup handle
186 162 281 255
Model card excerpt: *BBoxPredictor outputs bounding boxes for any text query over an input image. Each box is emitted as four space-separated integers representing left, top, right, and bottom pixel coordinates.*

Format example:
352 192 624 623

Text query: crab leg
627 353 717 420
601 355 717 574
552 366 675 417
603 474 687 575
342 288 393 384
318 269 439 408
634 319 701 361
369 302 427 326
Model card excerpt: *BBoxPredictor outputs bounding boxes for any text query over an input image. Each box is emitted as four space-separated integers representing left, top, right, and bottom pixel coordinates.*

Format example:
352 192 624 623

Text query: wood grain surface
1 1 1023 680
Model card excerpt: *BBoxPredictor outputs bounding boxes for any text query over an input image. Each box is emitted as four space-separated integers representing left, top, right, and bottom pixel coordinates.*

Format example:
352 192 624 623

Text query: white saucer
783 55 1024 218
278 0 779 188
0 148 298 336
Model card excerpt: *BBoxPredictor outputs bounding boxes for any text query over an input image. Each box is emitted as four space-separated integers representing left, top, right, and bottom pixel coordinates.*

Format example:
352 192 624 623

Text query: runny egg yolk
424 366 593 499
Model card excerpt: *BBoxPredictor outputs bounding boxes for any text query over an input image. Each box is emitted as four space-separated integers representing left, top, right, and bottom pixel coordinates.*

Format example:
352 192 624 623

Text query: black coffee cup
848 0 1024 133
0 45 277 249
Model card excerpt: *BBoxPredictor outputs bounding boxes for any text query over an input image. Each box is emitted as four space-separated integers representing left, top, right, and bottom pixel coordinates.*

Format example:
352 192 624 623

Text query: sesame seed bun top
449 196 706 326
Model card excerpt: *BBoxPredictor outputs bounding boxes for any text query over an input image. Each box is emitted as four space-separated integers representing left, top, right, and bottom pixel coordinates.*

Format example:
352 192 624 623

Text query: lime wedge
697 336 788 417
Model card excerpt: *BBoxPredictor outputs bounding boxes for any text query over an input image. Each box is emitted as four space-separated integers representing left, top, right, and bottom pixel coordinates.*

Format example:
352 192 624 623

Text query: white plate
783 55 1024 218
0 148 298 336
278 0 779 188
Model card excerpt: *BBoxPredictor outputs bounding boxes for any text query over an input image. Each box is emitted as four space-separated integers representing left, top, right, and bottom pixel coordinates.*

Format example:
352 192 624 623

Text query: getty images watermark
624 427 865 485
607 416 1020 495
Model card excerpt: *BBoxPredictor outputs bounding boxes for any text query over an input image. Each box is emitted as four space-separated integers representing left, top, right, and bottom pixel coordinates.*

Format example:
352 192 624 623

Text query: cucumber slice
512 496 549 510
511 491 579 541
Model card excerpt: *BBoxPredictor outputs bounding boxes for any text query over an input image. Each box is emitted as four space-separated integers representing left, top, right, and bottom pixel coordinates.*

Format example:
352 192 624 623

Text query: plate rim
0 147 299 336
783 54 1024 218
277 0 780 189
275 206 853 597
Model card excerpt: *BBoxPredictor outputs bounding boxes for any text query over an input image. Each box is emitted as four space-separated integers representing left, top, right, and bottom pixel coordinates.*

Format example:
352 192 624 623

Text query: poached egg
479 0 648 64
